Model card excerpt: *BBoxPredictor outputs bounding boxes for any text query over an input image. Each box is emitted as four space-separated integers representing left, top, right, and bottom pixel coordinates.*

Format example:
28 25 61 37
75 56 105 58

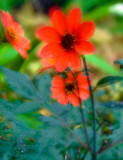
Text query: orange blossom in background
0 10 30 58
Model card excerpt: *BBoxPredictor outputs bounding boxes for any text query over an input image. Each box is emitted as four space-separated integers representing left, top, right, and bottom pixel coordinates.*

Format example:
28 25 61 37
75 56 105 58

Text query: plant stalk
67 67 91 151
82 56 96 160
43 101 92 152
97 138 123 154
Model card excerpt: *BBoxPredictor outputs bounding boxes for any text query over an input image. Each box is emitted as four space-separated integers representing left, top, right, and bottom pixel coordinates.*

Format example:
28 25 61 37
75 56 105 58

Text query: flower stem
82 56 96 160
67 67 91 151
79 104 91 150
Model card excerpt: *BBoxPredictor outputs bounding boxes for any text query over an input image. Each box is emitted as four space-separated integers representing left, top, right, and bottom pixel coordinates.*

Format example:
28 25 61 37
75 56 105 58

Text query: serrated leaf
0 66 39 100
36 74 51 101
0 99 16 120
15 101 43 114
96 76 123 88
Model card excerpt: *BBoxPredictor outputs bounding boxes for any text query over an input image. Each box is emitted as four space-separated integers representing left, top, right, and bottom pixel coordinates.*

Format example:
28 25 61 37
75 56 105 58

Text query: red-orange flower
51 72 90 107
40 56 55 68
0 10 30 58
37 8 95 72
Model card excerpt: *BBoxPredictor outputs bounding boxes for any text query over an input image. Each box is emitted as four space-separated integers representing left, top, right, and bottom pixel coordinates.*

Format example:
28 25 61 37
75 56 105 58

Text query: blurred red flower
37 8 95 72
0 10 30 58
51 72 90 107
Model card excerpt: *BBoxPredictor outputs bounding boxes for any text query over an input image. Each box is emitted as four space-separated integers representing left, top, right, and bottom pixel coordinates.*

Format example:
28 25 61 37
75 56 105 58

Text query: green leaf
0 99 16 120
15 101 43 114
83 2 117 21
114 59 123 73
85 54 122 76
102 101 123 109
96 76 123 88
0 66 39 100
114 59 123 65
36 74 51 101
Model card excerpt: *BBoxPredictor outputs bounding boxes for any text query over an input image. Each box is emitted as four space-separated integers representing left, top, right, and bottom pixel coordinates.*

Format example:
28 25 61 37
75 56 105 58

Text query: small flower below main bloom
51 72 90 107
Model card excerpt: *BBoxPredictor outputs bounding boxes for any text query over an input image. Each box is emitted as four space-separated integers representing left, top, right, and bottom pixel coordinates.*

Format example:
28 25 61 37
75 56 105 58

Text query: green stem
67 68 91 151
82 56 96 160
97 138 123 154
43 101 91 152
81 150 88 160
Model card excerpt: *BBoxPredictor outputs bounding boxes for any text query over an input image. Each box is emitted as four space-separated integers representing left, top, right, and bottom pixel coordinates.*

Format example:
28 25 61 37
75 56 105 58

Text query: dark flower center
61 33 76 50
65 82 75 94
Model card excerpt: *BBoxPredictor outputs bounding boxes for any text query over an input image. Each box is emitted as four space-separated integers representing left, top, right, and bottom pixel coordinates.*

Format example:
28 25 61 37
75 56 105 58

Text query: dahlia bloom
51 72 90 107
0 10 30 58
37 8 95 72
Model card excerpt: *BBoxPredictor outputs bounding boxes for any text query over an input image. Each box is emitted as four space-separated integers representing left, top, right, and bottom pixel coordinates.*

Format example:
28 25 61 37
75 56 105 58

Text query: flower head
51 72 90 107
0 10 30 58
37 8 95 72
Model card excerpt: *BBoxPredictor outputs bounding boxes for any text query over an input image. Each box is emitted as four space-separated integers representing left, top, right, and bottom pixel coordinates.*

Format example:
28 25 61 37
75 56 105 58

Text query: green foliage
114 59 123 65
0 66 82 159
0 0 25 11
95 75 123 88
0 66 123 159
0 44 19 66
85 55 122 76
0 65 39 100
102 101 123 109
114 59 123 73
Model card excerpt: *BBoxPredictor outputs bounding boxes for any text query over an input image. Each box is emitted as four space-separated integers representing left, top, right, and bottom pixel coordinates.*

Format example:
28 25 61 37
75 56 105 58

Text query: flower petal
77 21 96 41
75 41 95 55
13 36 30 49
51 85 69 105
0 10 13 29
57 94 69 105
36 26 61 43
12 36 30 58
68 8 82 34
51 10 67 35
69 52 81 70
79 88 90 100
40 57 55 68
55 53 69 72
12 22 24 35
69 94 80 107
66 72 74 80
16 50 28 59
77 73 89 88
52 76 64 87
40 43 61 58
